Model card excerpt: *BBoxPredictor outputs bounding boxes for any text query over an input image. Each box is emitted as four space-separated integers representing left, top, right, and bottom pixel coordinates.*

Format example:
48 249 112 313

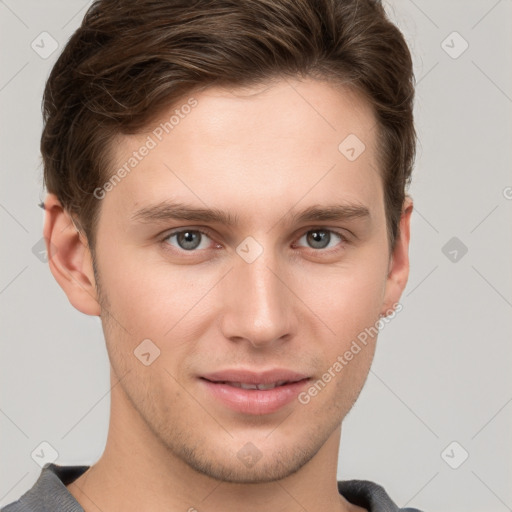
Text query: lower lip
200 378 310 415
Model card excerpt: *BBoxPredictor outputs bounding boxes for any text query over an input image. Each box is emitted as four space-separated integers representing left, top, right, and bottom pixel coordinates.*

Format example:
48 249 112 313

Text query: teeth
240 382 259 390
255 382 277 390
224 380 289 390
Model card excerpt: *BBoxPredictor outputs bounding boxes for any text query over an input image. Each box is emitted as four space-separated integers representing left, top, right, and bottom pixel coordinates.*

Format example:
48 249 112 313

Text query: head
42 0 415 483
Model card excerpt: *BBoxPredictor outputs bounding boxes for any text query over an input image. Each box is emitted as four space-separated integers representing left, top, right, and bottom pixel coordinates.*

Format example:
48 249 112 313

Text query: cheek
333 341 376 413
295 257 387 335
97 245 220 344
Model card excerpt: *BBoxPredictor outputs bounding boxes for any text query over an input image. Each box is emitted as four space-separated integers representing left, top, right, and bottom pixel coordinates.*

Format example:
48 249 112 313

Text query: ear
381 196 413 316
42 193 101 316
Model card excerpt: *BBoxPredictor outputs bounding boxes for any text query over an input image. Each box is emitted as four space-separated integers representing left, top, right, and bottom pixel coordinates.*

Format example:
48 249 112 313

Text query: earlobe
381 196 413 316
42 193 101 316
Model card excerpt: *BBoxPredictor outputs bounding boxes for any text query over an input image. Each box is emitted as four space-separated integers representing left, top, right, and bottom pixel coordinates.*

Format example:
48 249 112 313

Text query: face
79 78 408 483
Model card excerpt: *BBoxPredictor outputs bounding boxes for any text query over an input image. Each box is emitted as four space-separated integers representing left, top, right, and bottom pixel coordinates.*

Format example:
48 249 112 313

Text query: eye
163 229 214 251
295 229 347 251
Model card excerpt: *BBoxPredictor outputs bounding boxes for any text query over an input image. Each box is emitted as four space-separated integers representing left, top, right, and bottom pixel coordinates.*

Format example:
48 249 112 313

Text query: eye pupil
177 231 201 250
307 230 330 249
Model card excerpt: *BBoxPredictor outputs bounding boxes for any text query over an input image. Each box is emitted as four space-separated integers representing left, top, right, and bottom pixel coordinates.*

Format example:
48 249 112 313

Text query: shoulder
338 479 425 512
1 463 89 512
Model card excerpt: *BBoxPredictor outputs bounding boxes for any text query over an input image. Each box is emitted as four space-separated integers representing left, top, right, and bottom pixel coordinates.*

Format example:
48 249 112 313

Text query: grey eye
298 229 342 250
165 230 211 251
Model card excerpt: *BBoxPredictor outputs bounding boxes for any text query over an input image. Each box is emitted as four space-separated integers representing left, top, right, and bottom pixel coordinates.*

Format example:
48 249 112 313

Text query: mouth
198 371 311 415
200 378 303 390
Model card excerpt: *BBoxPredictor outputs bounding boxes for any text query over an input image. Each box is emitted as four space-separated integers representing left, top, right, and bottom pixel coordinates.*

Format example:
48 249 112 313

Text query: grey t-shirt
1 463 424 512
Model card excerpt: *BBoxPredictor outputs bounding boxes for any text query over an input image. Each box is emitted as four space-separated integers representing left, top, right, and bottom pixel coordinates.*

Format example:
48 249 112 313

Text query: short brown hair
41 0 416 253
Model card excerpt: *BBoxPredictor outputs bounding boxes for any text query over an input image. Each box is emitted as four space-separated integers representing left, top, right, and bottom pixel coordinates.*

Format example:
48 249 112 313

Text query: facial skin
44 77 412 512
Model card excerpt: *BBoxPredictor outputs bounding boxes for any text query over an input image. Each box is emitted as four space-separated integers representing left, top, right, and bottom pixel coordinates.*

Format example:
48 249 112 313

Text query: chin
185 450 311 484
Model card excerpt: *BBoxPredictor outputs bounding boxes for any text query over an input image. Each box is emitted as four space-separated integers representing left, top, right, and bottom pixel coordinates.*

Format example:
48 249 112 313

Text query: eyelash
159 227 350 257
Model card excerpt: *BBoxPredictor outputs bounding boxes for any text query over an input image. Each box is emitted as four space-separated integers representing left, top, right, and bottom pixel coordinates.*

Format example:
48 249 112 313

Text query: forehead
155 79 378 163
103 78 382 227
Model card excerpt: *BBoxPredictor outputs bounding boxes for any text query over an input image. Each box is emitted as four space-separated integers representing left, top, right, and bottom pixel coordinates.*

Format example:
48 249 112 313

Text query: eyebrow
130 201 371 226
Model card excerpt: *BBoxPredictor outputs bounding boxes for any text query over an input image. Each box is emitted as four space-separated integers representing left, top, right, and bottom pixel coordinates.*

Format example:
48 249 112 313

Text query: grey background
1 1 511 511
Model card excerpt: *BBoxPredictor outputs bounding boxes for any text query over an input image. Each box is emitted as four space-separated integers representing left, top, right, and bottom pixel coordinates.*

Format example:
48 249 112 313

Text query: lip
199 369 310 415
201 368 309 385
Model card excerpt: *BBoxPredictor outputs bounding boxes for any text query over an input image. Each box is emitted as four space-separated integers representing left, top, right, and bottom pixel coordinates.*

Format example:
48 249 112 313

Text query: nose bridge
221 242 293 346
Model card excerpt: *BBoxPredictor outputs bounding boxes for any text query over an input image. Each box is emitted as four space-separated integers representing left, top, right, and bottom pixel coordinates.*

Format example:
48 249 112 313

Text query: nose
219 246 296 349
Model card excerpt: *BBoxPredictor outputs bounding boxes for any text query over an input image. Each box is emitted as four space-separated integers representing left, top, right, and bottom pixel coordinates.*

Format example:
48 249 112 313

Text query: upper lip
200 369 310 385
